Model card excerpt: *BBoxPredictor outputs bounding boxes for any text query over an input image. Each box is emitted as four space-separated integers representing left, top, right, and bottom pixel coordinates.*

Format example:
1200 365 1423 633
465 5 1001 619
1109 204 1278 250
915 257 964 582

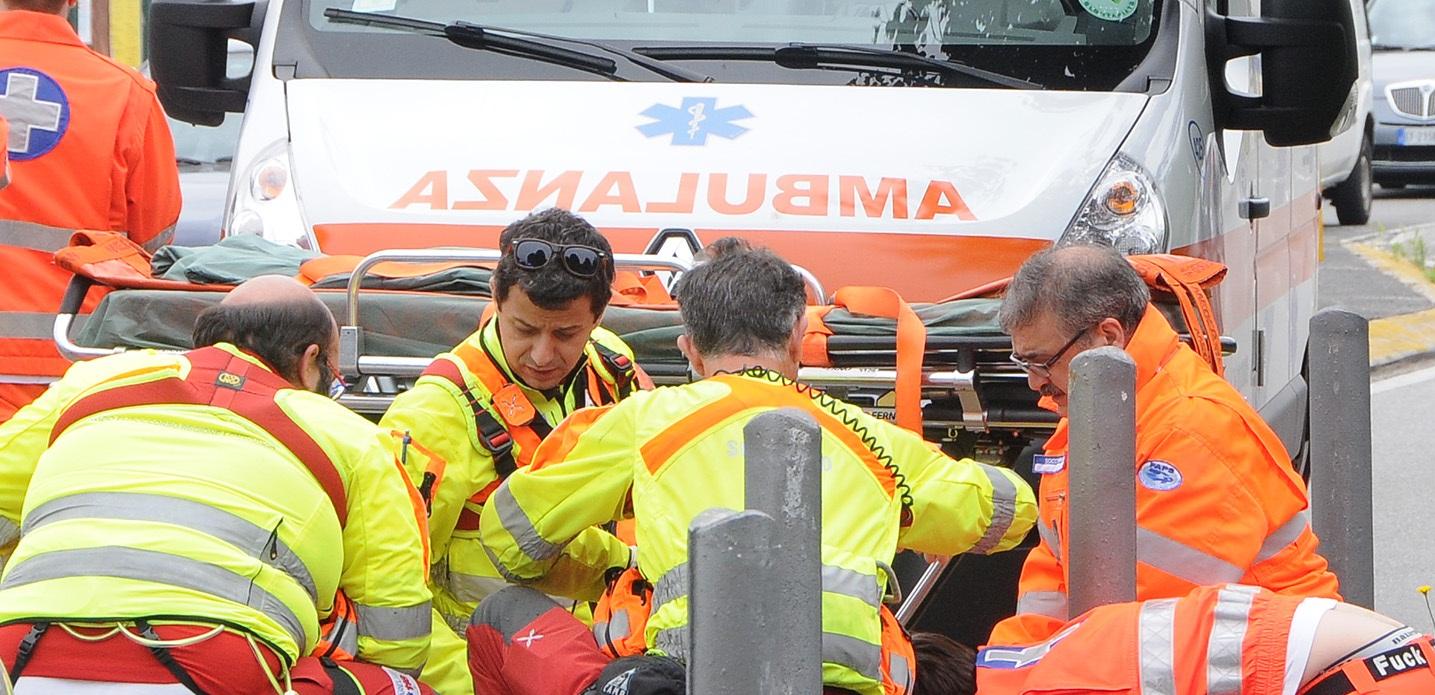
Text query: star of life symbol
637 97 753 146
0 68 70 161
516 628 544 648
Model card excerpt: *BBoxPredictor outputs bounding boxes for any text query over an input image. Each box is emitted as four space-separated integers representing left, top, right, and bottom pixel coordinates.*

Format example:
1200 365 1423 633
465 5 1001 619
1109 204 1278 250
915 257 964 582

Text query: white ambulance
149 0 1356 443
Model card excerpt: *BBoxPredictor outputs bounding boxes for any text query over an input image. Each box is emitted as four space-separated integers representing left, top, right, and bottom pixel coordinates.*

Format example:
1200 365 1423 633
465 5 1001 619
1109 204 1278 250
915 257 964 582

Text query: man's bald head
998 244 1150 336
194 276 338 390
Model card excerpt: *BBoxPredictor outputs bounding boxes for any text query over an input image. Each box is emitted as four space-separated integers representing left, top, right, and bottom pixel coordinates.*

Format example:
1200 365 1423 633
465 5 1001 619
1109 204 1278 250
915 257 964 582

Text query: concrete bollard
1066 346 1138 617
742 408 824 695
1307 308 1375 608
687 509 779 695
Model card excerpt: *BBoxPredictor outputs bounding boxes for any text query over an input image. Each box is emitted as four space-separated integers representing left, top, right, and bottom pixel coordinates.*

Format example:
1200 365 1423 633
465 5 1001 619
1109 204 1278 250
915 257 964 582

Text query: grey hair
998 244 1150 336
674 238 806 357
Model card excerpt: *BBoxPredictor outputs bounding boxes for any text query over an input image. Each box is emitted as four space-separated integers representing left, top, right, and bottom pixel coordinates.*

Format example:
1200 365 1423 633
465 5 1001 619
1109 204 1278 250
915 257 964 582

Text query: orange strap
54 231 222 292
609 271 677 307
1127 254 1227 375
802 305 836 368
831 287 926 433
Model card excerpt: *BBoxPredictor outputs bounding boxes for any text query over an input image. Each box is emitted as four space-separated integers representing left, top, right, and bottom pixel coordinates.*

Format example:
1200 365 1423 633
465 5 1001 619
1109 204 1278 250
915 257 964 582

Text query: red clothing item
990 307 1339 646
0 622 433 695
466 587 609 695
0 10 180 402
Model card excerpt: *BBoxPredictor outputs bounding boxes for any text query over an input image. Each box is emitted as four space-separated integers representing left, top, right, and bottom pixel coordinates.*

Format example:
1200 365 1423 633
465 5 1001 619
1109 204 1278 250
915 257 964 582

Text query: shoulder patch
0 67 71 161
1138 460 1183 491
1032 454 1065 474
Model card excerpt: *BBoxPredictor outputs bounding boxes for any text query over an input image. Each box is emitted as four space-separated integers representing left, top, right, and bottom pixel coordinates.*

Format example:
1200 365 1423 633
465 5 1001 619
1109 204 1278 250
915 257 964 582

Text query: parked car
1368 0 1435 189
1320 0 1374 225
148 41 252 246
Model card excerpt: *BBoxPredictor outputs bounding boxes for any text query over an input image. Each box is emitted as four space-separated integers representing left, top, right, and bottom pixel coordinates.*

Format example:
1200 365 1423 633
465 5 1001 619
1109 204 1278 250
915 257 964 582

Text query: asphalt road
1319 185 1435 628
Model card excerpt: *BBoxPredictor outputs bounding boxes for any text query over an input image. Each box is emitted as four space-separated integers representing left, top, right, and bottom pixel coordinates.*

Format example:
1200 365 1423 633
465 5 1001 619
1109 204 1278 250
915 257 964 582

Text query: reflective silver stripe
490 485 562 563
2 546 307 649
1206 584 1260 695
1137 598 1179 695
354 601 432 643
0 312 89 341
22 491 318 602
0 517 17 550
1015 590 1069 620
481 542 524 585
890 651 914 694
141 227 175 254
652 562 881 617
594 609 631 645
969 464 1019 555
653 625 686 660
1255 510 1312 563
823 631 882 680
822 564 882 608
1137 526 1245 586
0 220 74 253
652 563 688 616
447 570 510 604
1037 517 1062 563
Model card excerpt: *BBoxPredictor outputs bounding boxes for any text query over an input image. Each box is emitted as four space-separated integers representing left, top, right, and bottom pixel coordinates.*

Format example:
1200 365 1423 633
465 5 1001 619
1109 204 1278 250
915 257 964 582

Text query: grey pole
1307 308 1375 608
742 408 824 695
1066 346 1138 617
687 509 779 695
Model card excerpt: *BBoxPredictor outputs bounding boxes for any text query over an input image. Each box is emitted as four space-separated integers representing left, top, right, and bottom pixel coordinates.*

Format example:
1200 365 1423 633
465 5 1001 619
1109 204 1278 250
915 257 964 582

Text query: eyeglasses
320 354 347 401
1009 327 1090 377
510 238 608 279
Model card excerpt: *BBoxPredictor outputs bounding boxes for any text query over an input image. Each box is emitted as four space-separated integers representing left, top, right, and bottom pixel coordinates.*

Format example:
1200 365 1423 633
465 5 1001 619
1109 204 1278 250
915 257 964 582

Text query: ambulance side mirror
148 0 259 127
1206 0 1359 147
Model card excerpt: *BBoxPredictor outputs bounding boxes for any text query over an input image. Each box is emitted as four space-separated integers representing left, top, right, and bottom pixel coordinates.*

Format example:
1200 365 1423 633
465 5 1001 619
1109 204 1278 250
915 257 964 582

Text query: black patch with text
1365 643 1430 681
215 372 246 390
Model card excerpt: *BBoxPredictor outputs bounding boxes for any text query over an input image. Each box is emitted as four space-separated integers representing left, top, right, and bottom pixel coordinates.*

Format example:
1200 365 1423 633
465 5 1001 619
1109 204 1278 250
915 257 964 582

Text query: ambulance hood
285 80 1148 241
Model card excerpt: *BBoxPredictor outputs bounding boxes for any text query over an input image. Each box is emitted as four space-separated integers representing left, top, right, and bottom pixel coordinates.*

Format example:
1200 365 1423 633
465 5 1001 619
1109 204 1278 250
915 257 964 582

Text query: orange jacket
0 10 179 392
978 584 1312 694
988 307 1339 646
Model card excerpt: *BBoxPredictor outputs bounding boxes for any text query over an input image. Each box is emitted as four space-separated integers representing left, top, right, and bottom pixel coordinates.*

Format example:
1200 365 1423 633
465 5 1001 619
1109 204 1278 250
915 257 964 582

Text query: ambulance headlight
1059 155 1167 255
223 139 309 248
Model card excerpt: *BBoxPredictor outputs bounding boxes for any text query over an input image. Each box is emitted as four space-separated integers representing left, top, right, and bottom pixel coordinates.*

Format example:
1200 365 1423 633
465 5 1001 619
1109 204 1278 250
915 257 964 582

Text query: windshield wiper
635 43 1040 90
324 8 712 83
176 157 206 166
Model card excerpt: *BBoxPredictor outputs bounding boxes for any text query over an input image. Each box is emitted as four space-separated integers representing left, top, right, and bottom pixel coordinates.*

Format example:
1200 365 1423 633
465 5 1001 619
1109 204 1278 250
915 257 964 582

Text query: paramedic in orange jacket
922 584 1435 695
0 0 181 422
987 244 1339 646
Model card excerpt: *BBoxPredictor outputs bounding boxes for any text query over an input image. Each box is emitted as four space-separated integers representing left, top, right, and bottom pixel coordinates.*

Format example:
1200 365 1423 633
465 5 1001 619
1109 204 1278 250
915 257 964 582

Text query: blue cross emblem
637 97 753 146
0 68 70 161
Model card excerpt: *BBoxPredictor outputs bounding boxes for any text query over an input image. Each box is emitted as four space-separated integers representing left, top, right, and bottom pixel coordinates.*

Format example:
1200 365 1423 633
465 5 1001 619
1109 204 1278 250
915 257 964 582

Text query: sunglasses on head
510 238 608 279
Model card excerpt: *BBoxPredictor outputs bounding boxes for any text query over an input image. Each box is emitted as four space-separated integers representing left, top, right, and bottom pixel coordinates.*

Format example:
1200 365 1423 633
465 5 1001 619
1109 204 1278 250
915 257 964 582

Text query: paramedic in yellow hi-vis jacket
0 276 434 695
479 238 1037 695
380 209 649 693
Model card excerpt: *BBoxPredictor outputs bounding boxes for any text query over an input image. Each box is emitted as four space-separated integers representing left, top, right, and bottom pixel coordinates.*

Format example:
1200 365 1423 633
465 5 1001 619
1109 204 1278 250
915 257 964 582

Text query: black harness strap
8 621 49 679
134 620 208 695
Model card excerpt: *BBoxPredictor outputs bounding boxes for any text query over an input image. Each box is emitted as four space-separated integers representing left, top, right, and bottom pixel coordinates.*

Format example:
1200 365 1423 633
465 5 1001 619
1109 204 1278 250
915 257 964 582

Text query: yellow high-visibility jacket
380 319 641 693
0 343 432 674
481 369 1037 695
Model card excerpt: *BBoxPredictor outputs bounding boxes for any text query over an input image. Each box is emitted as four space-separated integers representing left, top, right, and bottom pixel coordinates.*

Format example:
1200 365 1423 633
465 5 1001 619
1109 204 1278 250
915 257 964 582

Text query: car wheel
1331 136 1373 226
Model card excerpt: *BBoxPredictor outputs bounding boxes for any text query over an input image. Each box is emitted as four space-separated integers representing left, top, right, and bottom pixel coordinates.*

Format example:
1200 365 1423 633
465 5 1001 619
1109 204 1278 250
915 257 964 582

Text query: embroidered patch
214 372 246 390
0 67 71 161
1137 460 1182 491
382 666 421 695
1032 454 1065 474
1366 643 1430 681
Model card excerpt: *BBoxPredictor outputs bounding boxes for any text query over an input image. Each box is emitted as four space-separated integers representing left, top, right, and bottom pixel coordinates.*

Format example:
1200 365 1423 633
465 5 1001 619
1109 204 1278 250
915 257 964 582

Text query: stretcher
54 245 1075 440
50 240 1238 645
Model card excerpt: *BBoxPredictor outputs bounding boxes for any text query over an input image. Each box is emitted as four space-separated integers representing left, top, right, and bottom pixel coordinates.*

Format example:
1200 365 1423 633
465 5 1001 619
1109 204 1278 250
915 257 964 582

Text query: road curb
1346 240 1435 369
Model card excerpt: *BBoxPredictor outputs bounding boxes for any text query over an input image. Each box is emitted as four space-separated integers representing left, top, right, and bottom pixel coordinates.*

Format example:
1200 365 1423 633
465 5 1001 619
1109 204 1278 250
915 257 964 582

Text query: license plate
1398 127 1435 146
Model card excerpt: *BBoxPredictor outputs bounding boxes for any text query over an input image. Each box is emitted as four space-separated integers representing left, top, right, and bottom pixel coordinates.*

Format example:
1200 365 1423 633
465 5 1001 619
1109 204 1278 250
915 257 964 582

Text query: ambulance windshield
287 0 1167 91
